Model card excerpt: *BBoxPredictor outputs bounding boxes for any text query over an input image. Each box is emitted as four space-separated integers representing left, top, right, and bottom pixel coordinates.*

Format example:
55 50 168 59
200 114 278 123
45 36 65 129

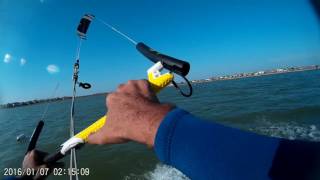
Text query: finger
136 80 158 101
127 80 137 85
121 80 150 96
87 128 107 145
138 80 153 94
34 150 49 159
106 92 117 107
117 83 137 94
88 128 129 145
137 79 149 89
116 84 126 92
24 150 37 163
127 80 140 92
30 150 48 165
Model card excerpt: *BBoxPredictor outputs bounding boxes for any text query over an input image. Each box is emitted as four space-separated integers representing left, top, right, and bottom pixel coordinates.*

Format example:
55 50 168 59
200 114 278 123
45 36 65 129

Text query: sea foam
144 164 189 180
124 164 189 180
250 118 320 141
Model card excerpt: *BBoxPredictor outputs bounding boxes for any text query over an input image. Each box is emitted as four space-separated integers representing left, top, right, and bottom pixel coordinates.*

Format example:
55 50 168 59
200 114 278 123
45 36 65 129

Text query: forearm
154 108 320 179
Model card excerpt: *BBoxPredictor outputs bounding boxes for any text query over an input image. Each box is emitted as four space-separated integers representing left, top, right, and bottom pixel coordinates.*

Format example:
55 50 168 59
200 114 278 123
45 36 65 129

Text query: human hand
21 150 63 180
20 150 48 180
88 80 174 147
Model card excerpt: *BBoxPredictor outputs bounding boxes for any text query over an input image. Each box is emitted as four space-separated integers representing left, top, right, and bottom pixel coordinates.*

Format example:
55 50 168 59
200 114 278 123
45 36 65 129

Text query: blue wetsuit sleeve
154 108 320 180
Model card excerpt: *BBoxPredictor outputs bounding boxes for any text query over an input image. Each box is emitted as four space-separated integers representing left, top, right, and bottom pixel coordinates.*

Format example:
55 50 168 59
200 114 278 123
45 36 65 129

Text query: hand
21 150 48 180
21 150 63 180
88 80 174 147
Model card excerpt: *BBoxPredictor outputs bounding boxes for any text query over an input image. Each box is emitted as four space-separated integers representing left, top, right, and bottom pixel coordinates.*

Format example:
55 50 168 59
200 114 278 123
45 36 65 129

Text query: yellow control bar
74 72 174 142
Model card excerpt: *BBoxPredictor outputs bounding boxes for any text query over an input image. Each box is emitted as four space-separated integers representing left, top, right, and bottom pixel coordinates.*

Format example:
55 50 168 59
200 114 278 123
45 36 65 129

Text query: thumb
87 129 106 145
88 128 129 145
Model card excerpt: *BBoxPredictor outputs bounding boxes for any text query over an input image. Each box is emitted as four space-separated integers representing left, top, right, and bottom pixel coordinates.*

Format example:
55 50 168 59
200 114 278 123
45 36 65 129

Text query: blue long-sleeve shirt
154 108 320 180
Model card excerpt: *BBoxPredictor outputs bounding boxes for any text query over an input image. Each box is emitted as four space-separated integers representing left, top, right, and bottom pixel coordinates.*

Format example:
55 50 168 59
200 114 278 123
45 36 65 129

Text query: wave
144 164 189 180
250 119 320 141
124 164 189 180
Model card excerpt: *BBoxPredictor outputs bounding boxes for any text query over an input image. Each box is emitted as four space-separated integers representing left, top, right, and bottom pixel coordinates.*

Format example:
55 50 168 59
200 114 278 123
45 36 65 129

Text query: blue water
0 70 319 180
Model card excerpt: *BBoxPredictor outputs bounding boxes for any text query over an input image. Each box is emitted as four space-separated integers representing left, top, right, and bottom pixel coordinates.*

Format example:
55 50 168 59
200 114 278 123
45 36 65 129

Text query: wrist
146 103 174 147
127 103 174 146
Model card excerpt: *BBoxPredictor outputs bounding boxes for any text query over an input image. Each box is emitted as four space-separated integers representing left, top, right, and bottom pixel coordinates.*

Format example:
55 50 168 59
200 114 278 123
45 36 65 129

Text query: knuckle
117 84 125 91
29 150 35 157
106 93 116 105
106 94 110 103
138 80 150 89
127 80 140 91
127 80 137 85
140 79 149 86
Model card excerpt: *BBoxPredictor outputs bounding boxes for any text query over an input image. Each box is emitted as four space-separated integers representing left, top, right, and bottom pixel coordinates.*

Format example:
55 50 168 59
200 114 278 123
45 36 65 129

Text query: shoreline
188 67 319 85
1 65 319 109
0 93 107 109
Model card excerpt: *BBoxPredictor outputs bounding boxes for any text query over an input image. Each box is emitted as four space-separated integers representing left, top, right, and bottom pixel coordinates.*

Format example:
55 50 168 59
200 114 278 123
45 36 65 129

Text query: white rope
68 16 136 180
69 39 82 180
40 83 60 120
96 17 137 45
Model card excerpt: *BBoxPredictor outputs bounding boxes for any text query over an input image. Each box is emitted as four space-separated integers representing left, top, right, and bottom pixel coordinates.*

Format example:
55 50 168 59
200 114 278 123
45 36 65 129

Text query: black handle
136 42 190 76
44 151 65 164
26 121 44 154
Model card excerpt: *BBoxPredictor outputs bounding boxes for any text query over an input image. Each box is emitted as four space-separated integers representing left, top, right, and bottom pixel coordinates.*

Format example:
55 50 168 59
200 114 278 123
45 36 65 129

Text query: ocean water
0 70 319 180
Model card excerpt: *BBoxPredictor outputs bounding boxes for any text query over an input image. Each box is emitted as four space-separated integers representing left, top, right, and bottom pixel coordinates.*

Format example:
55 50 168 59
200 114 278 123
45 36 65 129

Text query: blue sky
0 0 319 103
